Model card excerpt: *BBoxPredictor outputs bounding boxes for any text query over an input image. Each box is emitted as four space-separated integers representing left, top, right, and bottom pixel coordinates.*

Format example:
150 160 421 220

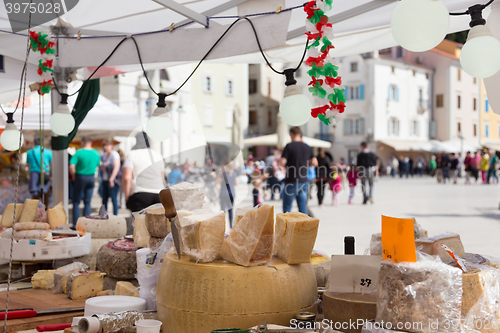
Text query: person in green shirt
69 136 101 226
488 151 499 184
428 155 437 177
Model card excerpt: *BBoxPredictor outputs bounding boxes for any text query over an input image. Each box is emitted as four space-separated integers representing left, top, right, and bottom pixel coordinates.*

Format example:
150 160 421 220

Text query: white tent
244 133 331 148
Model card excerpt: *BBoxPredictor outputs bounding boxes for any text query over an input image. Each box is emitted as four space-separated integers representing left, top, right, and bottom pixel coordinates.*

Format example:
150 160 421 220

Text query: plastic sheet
79 311 158 333
13 229 52 241
33 202 48 222
13 222 50 231
376 259 462 333
369 233 382 256
53 261 89 293
168 182 205 211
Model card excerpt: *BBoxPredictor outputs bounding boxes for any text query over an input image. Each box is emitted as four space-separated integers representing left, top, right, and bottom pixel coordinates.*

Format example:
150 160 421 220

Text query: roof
244 133 331 148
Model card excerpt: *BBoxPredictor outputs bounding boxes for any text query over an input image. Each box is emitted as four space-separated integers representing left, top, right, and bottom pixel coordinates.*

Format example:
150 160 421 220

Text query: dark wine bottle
344 236 355 255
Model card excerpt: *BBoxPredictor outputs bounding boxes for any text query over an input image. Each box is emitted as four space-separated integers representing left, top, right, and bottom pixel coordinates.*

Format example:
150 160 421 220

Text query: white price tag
329 255 382 294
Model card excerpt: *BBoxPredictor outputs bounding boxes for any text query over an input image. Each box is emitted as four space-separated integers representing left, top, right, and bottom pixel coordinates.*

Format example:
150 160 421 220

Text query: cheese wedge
1 203 23 227
133 214 150 248
32 270 57 289
66 271 104 300
180 211 226 263
47 202 67 229
274 212 319 264
235 206 253 226
19 199 39 222
115 281 139 297
220 204 274 266
415 233 465 262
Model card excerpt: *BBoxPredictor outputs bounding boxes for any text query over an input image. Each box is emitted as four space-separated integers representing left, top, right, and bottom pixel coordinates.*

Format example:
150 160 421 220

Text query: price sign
381 215 417 263
329 255 382 294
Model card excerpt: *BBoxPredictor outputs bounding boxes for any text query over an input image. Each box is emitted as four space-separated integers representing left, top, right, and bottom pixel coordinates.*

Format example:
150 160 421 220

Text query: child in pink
347 165 358 204
329 172 342 206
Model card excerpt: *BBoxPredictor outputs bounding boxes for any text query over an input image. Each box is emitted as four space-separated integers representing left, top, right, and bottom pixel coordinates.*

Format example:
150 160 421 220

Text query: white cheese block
179 211 225 263
31 270 57 289
78 238 116 271
234 206 253 226
14 230 52 241
19 199 39 222
144 206 169 238
415 233 465 262
220 204 274 266
115 281 139 297
47 202 67 229
274 212 319 264
76 215 126 239
66 271 105 300
157 252 318 333
169 182 205 211
14 222 50 231
1 203 23 227
324 292 377 333
133 214 150 248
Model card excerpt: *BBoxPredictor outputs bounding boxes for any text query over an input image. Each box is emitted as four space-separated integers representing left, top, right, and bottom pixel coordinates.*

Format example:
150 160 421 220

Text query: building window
391 66 395 73
474 124 477 137
457 122 461 134
204 105 213 127
436 94 444 107
486 123 490 138
249 110 257 125
226 107 233 128
458 69 461 81
345 84 364 100
267 80 272 96
249 79 257 94
203 74 213 93
343 118 365 136
457 95 461 109
160 69 169 81
387 118 400 136
473 98 477 111
486 99 489 112
411 120 419 136
225 79 234 96
350 62 358 72
388 84 399 101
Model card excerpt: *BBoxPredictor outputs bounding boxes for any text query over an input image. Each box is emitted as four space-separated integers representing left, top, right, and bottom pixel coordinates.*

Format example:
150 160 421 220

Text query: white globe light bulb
50 94 75 136
279 85 312 126
460 25 500 78
146 106 174 141
391 0 450 52
1 123 24 151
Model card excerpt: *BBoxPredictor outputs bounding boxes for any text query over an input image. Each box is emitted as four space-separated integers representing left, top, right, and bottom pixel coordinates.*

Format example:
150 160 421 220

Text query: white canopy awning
244 133 331 148
378 139 481 153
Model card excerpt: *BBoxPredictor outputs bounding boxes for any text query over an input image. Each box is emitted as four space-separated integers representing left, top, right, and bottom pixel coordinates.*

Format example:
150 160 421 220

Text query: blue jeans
102 180 120 215
282 181 309 214
73 175 95 226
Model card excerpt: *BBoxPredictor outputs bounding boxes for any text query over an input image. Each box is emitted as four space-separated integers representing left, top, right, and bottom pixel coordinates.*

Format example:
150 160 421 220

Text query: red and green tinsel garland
304 0 346 126
30 31 56 95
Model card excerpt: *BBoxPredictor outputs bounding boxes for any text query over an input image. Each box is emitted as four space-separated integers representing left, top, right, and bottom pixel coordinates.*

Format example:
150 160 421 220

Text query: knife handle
159 189 177 219
0 309 37 320
37 323 72 332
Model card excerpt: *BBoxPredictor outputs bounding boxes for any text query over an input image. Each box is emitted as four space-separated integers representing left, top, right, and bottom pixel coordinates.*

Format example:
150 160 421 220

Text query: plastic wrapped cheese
14 222 50 231
376 259 462 333
415 233 465 263
220 204 274 267
369 233 382 256
19 199 39 222
234 206 253 226
53 262 89 294
169 182 204 211
76 215 126 238
14 230 52 241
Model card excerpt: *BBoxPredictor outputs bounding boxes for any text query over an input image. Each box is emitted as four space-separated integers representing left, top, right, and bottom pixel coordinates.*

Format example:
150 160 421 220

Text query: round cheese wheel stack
76 215 127 238
79 238 116 270
323 292 377 333
157 253 318 333
96 239 138 279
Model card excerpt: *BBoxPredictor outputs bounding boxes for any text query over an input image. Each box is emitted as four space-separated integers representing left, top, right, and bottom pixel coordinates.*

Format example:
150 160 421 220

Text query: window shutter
343 119 349 135
344 86 349 101
359 118 365 135
396 86 400 101
486 99 489 112
388 85 392 101
360 84 365 100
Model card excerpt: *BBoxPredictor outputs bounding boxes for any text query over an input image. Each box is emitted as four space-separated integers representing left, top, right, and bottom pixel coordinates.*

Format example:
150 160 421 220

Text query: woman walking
100 140 121 215
316 148 332 207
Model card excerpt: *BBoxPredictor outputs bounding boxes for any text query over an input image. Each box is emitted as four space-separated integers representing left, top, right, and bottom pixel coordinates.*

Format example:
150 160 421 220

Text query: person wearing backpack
356 142 376 205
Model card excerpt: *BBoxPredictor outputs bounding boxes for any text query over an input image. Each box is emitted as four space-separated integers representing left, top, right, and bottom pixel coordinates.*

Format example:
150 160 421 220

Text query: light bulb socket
157 93 167 108
60 93 69 105
6 112 14 124
283 68 297 86
468 4 486 28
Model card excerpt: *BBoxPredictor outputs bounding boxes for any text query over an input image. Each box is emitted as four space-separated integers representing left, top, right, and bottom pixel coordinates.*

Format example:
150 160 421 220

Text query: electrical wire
449 0 495 15
0 62 27 115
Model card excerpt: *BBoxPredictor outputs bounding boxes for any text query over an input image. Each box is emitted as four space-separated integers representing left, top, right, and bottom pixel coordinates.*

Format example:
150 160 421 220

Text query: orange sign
381 215 417 263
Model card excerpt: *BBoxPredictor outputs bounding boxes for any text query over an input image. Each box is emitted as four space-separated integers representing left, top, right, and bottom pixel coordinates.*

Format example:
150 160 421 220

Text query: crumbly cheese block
174 208 214 255
169 182 205 211
96 244 137 279
115 281 139 297
1 203 23 227
133 214 150 248
19 199 39 222
102 277 138 291
376 260 462 333
97 290 112 296
235 206 253 226
32 270 57 289
157 252 318 333
274 212 319 264
180 211 225 263
221 204 274 266
370 233 383 256
462 267 498 316
415 233 465 262
145 206 170 238
66 271 105 300
14 230 52 241
324 292 377 333
78 238 116 270
47 202 67 230
76 215 126 238
14 222 50 231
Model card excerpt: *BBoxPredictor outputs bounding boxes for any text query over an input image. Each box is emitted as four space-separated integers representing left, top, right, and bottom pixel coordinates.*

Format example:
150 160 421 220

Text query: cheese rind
180 211 225 263
274 212 319 264
415 233 465 262
31 270 57 289
144 206 169 238
19 199 39 222
47 202 67 229
221 204 274 266
1 203 23 227
133 214 150 248
324 292 377 333
76 215 127 238
14 222 50 231
115 281 139 297
66 271 104 300
96 244 137 279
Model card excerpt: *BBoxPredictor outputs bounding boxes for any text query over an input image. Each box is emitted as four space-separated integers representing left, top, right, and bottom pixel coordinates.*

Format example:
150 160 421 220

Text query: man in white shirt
122 132 166 212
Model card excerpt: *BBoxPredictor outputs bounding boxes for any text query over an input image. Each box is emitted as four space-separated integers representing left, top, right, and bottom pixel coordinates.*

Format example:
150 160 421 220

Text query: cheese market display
76 215 127 238
169 182 205 211
47 202 68 229
234 206 252 226
415 233 465 263
156 252 318 333
66 271 105 300
220 204 274 266
144 205 170 238
79 238 116 270
13 222 50 231
1 203 23 227
133 214 150 248
115 281 140 297
19 199 39 222
96 238 138 279
274 212 319 264
324 292 377 333
31 269 57 289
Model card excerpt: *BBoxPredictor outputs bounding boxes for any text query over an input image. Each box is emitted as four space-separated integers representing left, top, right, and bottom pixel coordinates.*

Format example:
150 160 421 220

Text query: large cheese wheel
323 292 377 333
76 215 127 238
157 252 317 333
78 238 116 270
96 239 137 279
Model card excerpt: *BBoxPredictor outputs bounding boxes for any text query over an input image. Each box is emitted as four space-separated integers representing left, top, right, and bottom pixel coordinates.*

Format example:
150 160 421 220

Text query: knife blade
159 189 181 259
